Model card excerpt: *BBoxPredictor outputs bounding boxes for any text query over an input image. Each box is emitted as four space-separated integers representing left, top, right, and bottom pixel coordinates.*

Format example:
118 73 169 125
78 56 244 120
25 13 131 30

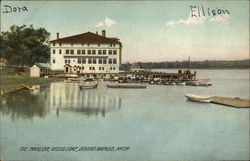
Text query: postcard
0 1 249 161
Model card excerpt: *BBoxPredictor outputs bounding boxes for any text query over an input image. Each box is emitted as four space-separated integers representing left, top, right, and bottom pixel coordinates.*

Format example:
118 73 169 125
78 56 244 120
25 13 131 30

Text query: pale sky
1 1 249 63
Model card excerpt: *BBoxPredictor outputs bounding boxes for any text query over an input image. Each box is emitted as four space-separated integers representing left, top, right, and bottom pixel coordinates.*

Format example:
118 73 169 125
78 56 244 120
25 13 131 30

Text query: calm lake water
0 69 249 160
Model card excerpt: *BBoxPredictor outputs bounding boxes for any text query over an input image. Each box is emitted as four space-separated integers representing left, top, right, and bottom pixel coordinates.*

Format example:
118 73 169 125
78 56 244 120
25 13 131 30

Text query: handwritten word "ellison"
190 5 230 17
2 5 28 14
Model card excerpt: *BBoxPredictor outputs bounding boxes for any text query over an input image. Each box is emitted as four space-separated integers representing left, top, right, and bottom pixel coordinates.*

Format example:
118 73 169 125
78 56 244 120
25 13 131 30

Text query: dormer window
71 43 73 46
53 43 55 46
59 43 62 46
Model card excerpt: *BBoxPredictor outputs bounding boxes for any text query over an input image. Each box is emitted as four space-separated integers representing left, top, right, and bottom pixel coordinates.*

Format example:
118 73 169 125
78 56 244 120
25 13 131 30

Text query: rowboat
175 81 186 85
107 84 147 89
79 83 98 89
185 94 211 103
64 78 81 83
165 81 175 85
185 81 199 86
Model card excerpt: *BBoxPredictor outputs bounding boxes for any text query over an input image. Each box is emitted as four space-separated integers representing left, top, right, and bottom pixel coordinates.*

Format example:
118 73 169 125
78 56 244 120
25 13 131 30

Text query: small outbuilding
30 63 50 77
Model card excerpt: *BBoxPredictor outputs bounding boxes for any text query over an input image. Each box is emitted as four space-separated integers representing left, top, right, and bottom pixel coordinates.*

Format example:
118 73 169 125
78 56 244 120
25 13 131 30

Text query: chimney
56 33 59 39
102 30 106 37
96 31 98 35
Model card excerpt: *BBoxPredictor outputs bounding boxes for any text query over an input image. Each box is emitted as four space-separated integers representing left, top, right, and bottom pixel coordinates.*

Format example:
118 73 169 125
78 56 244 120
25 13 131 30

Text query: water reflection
0 89 51 120
0 82 122 120
50 82 122 117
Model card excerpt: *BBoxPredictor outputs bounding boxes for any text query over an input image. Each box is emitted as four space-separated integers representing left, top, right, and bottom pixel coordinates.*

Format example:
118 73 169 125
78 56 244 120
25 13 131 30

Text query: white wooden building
50 30 122 75
30 63 50 77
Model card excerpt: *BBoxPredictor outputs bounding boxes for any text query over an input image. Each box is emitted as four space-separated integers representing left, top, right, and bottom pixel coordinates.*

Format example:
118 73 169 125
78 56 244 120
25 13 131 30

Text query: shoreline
0 67 62 97
0 79 62 97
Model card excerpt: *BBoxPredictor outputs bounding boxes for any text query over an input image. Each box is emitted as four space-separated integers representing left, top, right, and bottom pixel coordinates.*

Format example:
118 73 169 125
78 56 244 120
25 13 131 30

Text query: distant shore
121 59 250 70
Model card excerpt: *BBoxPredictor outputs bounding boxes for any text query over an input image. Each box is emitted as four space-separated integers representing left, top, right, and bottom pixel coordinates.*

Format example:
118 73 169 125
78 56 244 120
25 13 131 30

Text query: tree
1 25 50 69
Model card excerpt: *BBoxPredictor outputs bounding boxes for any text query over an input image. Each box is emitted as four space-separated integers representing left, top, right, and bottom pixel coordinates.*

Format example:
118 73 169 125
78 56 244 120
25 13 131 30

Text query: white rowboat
185 94 211 103
79 83 98 89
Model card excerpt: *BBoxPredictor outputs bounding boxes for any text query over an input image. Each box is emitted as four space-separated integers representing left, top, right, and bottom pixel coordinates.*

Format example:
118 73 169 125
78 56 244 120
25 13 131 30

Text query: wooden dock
107 84 147 89
21 84 40 91
210 96 250 108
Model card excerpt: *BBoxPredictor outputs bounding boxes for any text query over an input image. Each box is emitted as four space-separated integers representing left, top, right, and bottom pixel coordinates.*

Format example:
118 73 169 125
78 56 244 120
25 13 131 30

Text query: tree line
0 25 50 69
121 59 250 70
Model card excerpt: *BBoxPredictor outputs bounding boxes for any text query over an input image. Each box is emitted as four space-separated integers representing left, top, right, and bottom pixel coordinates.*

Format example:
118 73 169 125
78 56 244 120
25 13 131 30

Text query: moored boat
107 84 147 89
64 78 81 83
185 94 211 103
175 81 186 85
185 81 199 86
165 81 175 85
79 83 98 89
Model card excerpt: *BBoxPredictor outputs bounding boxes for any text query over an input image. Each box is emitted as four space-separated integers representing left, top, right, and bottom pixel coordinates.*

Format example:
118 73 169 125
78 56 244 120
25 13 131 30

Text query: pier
50 69 197 81
210 96 250 108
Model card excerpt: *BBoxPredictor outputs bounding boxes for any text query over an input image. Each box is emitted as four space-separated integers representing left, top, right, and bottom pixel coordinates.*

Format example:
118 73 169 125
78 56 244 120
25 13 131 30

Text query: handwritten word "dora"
2 5 28 14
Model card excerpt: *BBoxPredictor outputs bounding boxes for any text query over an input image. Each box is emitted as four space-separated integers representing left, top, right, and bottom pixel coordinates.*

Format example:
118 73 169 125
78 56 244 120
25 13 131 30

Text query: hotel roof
50 32 121 44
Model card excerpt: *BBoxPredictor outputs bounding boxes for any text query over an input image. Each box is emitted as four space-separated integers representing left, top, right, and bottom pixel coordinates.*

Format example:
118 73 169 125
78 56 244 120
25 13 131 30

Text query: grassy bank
0 67 62 95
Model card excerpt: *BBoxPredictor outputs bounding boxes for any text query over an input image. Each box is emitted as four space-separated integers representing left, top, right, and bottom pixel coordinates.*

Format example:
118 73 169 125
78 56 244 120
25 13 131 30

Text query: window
89 67 92 70
59 49 62 54
98 50 102 55
98 58 102 64
82 58 86 64
113 50 117 55
103 59 107 64
68 60 71 64
110 66 112 70
65 60 67 63
82 43 84 46
87 50 91 55
93 58 96 64
113 67 116 70
103 50 106 55
73 60 75 62
99 67 104 70
108 58 112 64
92 50 96 55
87 44 90 47
88 58 92 64
77 50 81 54
53 43 55 46
82 50 85 55
66 49 69 54
53 59 56 63
71 43 73 46
98 44 100 47
110 44 112 47
59 43 62 46
78 58 81 64
81 67 84 70
114 44 116 47
70 49 74 54
53 49 55 54
108 50 112 55
113 58 117 64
